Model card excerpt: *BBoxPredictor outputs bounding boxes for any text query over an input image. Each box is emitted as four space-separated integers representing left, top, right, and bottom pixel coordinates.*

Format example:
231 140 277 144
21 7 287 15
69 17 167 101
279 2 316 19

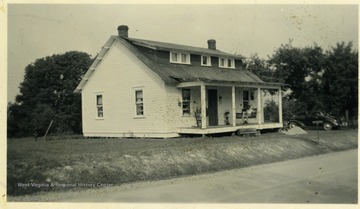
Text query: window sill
170 62 192 65
219 66 236 69
95 117 105 120
134 116 145 119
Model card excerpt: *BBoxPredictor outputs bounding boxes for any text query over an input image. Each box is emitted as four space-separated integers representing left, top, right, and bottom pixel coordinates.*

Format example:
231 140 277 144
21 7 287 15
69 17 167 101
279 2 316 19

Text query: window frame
201 55 211 66
170 51 191 64
182 89 191 116
219 57 235 69
135 90 144 117
96 94 104 118
242 90 250 110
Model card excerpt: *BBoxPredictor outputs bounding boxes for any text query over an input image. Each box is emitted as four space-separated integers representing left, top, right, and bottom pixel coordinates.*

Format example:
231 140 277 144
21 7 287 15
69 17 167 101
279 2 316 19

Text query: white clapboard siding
164 85 201 131
82 39 177 138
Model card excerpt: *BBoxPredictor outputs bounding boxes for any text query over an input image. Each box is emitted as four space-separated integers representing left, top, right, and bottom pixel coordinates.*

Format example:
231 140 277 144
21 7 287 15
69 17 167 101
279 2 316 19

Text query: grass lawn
7 129 358 197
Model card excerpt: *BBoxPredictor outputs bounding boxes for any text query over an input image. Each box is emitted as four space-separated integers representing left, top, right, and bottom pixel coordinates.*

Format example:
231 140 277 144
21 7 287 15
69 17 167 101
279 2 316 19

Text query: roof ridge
125 37 245 59
127 37 221 51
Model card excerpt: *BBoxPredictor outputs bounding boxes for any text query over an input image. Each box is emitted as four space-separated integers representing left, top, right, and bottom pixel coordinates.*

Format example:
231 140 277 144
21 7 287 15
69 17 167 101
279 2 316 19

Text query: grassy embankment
7 129 358 196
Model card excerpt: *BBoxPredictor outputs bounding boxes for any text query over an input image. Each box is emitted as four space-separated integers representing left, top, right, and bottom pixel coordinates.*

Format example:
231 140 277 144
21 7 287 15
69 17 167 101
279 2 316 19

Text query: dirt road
52 149 357 203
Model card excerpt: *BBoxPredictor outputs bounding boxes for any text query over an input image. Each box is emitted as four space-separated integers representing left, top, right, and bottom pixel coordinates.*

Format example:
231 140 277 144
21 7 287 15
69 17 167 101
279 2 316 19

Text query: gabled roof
74 36 117 93
75 35 281 93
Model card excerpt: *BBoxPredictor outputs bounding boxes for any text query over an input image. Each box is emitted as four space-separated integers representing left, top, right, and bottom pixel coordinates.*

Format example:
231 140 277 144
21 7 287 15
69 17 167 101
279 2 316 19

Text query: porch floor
177 122 283 135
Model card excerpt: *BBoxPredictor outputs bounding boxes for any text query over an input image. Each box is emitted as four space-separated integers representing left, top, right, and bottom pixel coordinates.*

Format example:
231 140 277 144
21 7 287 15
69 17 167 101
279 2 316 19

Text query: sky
6 3 359 102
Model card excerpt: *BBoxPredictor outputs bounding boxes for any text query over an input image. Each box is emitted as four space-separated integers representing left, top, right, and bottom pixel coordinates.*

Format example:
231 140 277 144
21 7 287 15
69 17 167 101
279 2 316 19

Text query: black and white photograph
2 1 358 208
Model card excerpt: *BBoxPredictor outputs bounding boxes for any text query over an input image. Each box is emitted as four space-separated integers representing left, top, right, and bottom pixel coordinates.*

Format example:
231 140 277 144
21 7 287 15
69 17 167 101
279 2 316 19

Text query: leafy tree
263 99 279 122
8 51 92 137
322 42 358 119
30 104 56 136
245 41 357 124
246 54 276 82
246 54 283 97
282 98 307 120
269 41 326 113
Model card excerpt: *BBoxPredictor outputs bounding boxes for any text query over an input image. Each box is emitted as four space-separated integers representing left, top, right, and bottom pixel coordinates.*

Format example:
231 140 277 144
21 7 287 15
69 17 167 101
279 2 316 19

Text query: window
170 51 190 64
135 90 144 116
181 54 187 63
219 58 225 67
96 95 103 118
201 55 211 66
243 90 249 109
219 57 235 68
182 89 191 115
227 59 233 67
171 52 178 62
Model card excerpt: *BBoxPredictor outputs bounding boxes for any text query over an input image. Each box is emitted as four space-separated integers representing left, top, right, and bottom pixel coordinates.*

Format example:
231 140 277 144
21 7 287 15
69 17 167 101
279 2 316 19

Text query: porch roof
174 78 284 88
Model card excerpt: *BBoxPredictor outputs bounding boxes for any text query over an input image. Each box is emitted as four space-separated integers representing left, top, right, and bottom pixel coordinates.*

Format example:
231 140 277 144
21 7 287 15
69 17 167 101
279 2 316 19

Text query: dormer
170 51 191 64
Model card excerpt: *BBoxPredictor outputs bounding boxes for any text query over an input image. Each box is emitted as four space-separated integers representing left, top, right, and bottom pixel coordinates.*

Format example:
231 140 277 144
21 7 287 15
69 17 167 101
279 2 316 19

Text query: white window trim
95 94 104 119
219 57 235 69
182 89 191 116
170 51 191 64
201 55 211 66
134 89 145 118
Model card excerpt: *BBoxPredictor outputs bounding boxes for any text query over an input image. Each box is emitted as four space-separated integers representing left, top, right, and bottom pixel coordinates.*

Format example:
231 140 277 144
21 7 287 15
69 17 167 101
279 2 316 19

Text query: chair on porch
236 107 257 124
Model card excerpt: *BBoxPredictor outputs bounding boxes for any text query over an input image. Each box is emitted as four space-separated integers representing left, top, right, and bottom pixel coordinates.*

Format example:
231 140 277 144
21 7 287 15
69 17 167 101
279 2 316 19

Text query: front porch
178 122 283 135
176 80 284 135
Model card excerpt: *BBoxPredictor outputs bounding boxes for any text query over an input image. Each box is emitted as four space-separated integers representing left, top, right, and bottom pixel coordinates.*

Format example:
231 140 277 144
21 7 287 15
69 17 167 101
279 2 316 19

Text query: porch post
278 86 283 125
257 87 262 125
231 86 236 126
200 84 207 129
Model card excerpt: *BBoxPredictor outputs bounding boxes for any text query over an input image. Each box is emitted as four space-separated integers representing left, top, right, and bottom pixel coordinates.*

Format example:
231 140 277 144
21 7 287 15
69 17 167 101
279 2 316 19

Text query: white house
74 25 284 138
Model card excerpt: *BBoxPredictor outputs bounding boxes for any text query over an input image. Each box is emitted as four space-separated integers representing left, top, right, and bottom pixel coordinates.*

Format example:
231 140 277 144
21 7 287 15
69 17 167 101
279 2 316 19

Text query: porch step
236 128 261 136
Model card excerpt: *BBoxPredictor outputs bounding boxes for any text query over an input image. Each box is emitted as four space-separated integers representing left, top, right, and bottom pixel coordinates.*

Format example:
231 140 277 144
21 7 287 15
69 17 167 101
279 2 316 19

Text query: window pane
97 95 102 105
243 91 249 101
228 59 232 67
182 89 191 115
136 91 143 102
220 58 225 66
182 89 190 100
172 52 178 62
96 95 103 117
136 104 144 115
97 106 103 117
202 56 207 65
182 102 190 115
181 54 187 63
135 90 144 115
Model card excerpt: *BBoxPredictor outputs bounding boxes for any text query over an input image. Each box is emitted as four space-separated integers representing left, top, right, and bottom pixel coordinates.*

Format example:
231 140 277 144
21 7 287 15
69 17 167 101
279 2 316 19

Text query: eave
175 78 286 89
74 36 117 93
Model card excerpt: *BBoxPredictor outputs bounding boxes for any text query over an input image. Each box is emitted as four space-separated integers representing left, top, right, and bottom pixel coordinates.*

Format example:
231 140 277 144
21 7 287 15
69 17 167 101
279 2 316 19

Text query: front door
208 89 218 126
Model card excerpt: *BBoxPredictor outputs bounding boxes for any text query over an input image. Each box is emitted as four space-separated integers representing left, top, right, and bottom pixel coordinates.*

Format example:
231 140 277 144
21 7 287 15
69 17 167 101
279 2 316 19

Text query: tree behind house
322 42 358 124
7 51 92 138
247 41 358 123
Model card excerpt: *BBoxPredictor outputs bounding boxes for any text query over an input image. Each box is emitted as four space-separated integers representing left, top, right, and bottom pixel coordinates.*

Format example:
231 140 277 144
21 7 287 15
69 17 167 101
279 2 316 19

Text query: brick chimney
207 39 216 50
117 25 129 38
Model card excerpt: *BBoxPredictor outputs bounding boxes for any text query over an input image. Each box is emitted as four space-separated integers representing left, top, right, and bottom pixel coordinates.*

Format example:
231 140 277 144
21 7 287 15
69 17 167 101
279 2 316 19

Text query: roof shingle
119 37 266 85
75 35 282 93
127 37 245 60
